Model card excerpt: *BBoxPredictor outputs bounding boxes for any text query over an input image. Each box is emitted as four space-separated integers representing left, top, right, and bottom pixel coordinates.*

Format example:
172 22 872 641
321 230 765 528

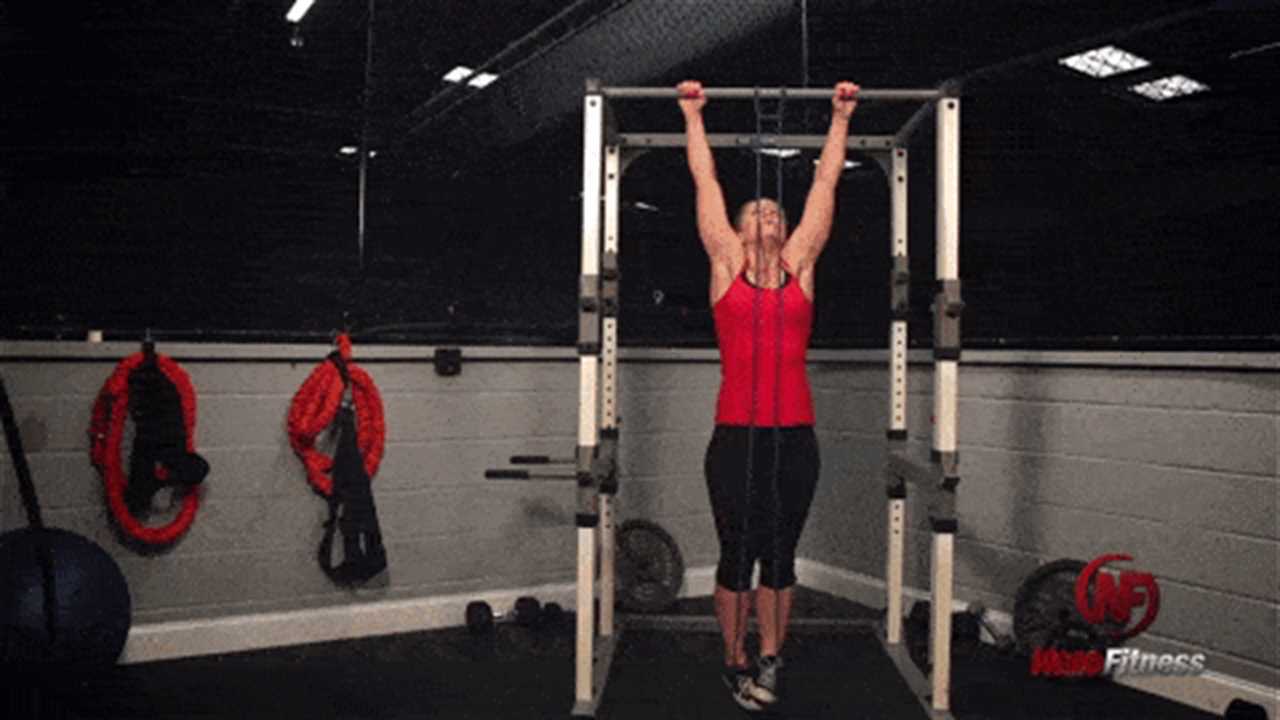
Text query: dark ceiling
2 0 1278 346
5 1 1276 173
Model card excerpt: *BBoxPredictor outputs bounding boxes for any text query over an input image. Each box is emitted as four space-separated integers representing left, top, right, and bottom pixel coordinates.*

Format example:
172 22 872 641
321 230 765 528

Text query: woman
678 78 859 711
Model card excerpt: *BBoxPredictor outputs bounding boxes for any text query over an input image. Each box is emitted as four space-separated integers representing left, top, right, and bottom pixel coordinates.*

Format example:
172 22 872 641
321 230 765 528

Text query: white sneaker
722 667 764 712
750 655 783 705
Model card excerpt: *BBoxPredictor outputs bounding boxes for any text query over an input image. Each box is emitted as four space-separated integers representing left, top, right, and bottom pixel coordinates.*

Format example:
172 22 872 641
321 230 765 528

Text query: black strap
317 404 387 586
326 351 352 387
0 374 59 641
0 375 43 529
125 358 209 515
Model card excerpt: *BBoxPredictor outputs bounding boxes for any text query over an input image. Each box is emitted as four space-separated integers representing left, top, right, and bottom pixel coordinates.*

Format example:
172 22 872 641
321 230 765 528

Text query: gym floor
11 588 1218 720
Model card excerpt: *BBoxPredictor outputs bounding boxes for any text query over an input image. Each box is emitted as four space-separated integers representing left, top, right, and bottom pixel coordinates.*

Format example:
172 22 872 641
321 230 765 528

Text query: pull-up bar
617 133 898 150
600 86 944 101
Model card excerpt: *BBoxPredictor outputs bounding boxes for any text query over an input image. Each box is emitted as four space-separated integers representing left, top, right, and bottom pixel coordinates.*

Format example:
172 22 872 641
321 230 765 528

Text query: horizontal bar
618 614 880 634
510 455 574 465
618 133 895 150
877 629 957 720
570 631 620 718
6 341 1274 371
603 86 943 101
886 449 937 488
485 469 575 481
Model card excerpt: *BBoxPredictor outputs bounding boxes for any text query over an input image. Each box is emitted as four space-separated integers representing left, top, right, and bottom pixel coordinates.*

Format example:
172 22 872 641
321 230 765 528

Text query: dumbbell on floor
465 597 569 634
465 596 543 635
541 602 566 627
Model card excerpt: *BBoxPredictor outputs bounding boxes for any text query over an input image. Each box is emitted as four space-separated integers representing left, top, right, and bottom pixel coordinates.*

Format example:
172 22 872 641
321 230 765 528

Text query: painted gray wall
801 358 1279 688
0 343 722 628
1 343 1275 687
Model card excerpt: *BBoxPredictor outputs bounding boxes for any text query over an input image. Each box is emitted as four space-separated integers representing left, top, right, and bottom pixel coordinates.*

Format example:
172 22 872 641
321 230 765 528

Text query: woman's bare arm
783 81 859 274
679 81 741 271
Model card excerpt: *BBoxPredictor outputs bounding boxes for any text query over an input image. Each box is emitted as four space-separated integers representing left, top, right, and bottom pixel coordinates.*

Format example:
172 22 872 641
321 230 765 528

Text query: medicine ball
0 527 132 669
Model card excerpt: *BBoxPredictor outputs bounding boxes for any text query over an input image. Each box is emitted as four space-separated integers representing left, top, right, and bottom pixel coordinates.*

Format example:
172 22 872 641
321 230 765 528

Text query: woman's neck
744 253 785 288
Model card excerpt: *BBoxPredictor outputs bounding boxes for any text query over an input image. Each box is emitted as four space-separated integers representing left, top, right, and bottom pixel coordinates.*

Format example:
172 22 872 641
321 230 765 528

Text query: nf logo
1028 554 1207 679
1074 553 1160 640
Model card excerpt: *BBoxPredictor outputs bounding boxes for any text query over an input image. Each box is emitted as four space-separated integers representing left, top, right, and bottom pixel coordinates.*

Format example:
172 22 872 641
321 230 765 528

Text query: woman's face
736 199 786 250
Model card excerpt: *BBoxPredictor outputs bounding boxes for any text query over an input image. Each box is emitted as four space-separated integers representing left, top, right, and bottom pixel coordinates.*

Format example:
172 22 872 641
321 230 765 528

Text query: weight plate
616 519 684 613
1013 558 1125 657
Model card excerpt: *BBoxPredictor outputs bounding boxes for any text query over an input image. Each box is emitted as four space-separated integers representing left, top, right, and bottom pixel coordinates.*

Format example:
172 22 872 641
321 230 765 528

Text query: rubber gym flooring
10 587 1219 720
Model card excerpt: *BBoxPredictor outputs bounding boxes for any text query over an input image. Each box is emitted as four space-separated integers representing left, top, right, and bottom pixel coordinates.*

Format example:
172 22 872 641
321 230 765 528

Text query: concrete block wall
0 342 724 629
1 342 1275 690
801 353 1279 688
0 340 593 622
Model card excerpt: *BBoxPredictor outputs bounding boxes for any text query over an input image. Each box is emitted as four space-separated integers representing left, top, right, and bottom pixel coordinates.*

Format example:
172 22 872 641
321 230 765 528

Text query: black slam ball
0 527 132 669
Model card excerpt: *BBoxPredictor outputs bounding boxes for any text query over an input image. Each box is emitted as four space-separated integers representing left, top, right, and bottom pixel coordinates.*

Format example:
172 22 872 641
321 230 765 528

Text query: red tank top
713 271 815 426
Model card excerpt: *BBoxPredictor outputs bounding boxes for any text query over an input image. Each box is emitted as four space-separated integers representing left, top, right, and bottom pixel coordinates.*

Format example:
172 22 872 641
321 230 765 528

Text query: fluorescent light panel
286 0 317 23
1059 45 1150 78
813 159 861 169
443 66 472 83
442 65 499 88
1129 74 1210 101
757 148 800 158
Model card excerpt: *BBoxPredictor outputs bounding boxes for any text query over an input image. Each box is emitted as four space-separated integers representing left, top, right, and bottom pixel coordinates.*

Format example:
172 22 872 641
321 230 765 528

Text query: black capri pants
704 425 820 591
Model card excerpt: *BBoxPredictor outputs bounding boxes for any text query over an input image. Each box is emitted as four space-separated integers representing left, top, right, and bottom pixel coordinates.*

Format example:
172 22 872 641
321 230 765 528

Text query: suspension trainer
89 340 210 547
287 333 388 586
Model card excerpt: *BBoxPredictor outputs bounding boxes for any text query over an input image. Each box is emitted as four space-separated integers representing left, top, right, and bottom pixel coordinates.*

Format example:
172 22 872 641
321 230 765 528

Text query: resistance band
732 86 790 673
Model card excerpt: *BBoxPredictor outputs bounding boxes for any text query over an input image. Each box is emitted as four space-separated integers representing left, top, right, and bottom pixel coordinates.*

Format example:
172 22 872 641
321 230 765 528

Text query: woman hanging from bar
678 78 859 712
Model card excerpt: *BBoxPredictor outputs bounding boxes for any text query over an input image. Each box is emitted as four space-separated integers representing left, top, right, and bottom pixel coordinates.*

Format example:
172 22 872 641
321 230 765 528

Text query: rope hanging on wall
287 333 388 585
89 343 209 546
287 334 385 495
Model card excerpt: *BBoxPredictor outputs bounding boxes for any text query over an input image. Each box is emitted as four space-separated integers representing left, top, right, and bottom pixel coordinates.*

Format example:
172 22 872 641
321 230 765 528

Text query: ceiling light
757 148 800 159
1129 74 1210 101
443 66 474 83
442 66 499 88
286 0 317 23
339 146 358 155
1059 45 1150 78
811 160 861 169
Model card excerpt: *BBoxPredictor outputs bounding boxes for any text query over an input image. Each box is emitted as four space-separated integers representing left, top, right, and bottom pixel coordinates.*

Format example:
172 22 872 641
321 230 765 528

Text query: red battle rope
286 334 385 498
89 350 203 545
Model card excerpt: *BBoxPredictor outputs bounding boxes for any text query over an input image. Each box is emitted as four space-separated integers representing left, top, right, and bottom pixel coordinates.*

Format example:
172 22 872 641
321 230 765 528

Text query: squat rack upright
570 79 963 719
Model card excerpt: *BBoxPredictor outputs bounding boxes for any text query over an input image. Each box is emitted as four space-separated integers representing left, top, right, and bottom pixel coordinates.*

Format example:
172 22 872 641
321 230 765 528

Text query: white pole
575 86 605 710
885 499 906 645
599 144 621 640
889 146 909 437
935 98 960 281
885 146 909 646
931 533 955 712
929 95 961 714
